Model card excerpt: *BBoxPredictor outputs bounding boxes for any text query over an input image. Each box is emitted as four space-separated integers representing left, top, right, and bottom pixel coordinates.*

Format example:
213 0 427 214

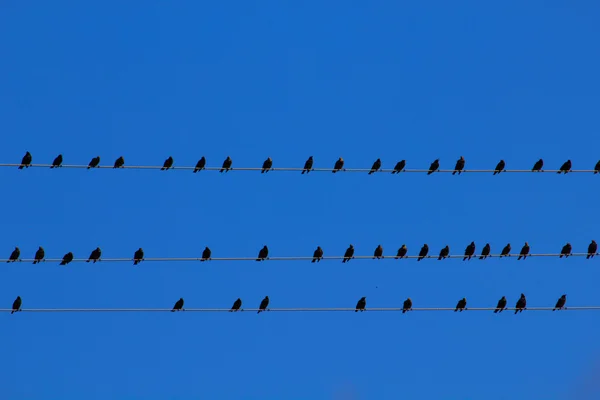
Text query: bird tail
11 310 14 314
557 171 561 174
515 309 519 314
438 256 442 260
261 170 265 173
257 310 261 314
86 260 90 263
311 259 316 263
18 166 23 169
552 309 556 311
427 171 432 175
60 261 66 265
452 171 456 175
161 167 166 170
134 260 139 265
560 255 563 258
256 258 261 262
332 170 336 173
479 256 484 260
368 171 373 175
301 170 305 174
193 170 198 173
493 309 498 313
454 309 458 312
493 171 497 175
402 309 406 313
463 257 467 261
518 256 522 260
587 254 591 259
200 259 205 262
171 309 175 312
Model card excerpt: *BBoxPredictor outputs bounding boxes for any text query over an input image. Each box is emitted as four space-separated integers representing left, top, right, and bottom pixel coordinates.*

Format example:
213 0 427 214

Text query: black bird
558 160 572 174
402 298 412 313
256 245 268 261
114 156 125 168
463 241 476 261
417 244 429 261
11 296 22 314
395 244 407 259
332 157 344 173
518 242 530 260
392 160 406 174
427 159 440 175
373 245 384 259
161 156 174 170
133 248 144 265
312 246 323 263
8 247 20 263
479 243 491 260
193 157 206 173
455 298 467 312
500 243 511 257
493 160 506 175
452 156 465 175
368 158 381 174
18 151 32 169
51 154 63 168
59 252 74 266
230 298 242 312
201 246 211 261
342 244 354 263
595 160 600 174
355 296 366 312
261 157 273 173
172 298 184 312
88 156 100 169
87 247 101 263
494 296 507 313
302 156 313 174
532 159 544 172
33 246 45 264
515 293 526 314
258 296 269 314
587 240 597 259
220 156 232 173
438 245 450 261
560 243 572 258
553 295 567 311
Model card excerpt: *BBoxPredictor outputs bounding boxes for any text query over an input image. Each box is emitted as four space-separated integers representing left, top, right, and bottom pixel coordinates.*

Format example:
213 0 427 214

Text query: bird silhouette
332 157 344 173
342 244 354 263
302 156 313 174
427 159 440 175
418 244 429 261
114 156 125 168
395 244 407 259
560 243 572 258
51 154 63 168
261 157 273 173
595 160 600 174
558 160 572 174
133 248 144 265
201 247 211 261
518 242 530 260
33 246 45 264
87 247 101 263
230 298 242 312
500 243 511 257
392 160 406 174
172 298 184 312
312 246 323 263
438 245 450 260
258 296 269 314
463 241 476 261
532 159 544 172
494 296 507 313
355 296 366 312
452 156 465 175
479 243 491 260
515 293 526 314
161 156 174 170
373 245 383 259
220 156 232 173
368 159 381 174
587 240 597 259
493 160 505 175
402 298 412 313
59 252 74 266
11 296 22 314
8 247 20 263
553 295 566 311
455 298 467 312
256 245 268 261
193 157 206 173
18 152 32 169
88 156 100 169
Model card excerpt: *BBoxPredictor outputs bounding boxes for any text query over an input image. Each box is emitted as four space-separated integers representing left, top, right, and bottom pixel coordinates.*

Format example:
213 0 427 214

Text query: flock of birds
5 241 599 264
10 151 600 174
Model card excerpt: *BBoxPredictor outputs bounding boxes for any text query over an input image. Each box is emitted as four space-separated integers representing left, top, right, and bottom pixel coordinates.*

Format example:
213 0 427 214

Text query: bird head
401 244 406 248
460 156 464 160
267 157 272 162
462 297 467 302
349 244 353 248
406 297 411 302
309 156 313 159
501 296 506 300
593 240 597 244
265 296 269 300
562 294 567 299
520 293 525 298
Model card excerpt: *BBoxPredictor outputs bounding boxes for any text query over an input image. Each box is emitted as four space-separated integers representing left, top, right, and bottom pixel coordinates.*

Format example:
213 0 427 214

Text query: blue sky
1 1 600 399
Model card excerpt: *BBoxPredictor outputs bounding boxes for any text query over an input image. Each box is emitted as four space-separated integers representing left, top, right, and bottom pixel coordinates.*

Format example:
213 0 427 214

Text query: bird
88 156 100 169
342 245 354 263
172 298 184 312
373 245 383 259
494 296 507 313
402 298 412 313
51 154 63 168
553 295 567 311
558 160 572 174
518 242 530 260
355 296 366 312
332 157 344 173
532 159 544 172
500 243 511 257
560 243 572 258
515 293 526 314
587 240 597 259
8 247 20 263
161 156 174 170
230 298 242 312
220 156 232 172
395 244 407 259
427 159 440 175
417 244 429 261
438 245 450 261
312 246 323 263
479 243 491 260
258 296 269 314
133 248 144 265
33 246 45 264
87 247 101 263
493 160 505 175
18 152 32 169
595 160 600 174
11 296 22 314
455 298 467 312
59 252 74 266
113 156 125 168
302 156 313 174
193 157 206 173
368 158 381 174
392 160 406 174
201 247 211 261
261 157 273 173
463 241 476 261
256 245 268 261
452 156 465 175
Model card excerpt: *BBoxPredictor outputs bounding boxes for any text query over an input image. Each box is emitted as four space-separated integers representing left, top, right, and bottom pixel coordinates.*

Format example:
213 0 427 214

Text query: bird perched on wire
220 156 232 173
355 296 366 312
463 242 476 261
395 244 407 259
553 295 566 311
595 160 600 174
113 156 125 168
258 296 269 314
479 243 491 260
417 244 429 261
256 245 268 261
438 245 450 260
7 247 20 263
500 243 511 257
368 159 381 174
172 298 184 312
518 242 530 260
373 245 383 259
342 244 354 263
161 156 174 170
427 159 440 175
261 157 273 173
312 246 323 263
133 248 144 265
392 160 406 174
560 243 572 258
587 240 597 259
493 160 505 175
11 296 22 314
452 156 465 175
515 293 526 314
51 154 63 168
18 152 32 169
230 298 242 312
302 156 313 174
201 247 211 261
33 246 45 264
532 159 544 172
193 157 206 173
88 156 100 169
558 160 572 174
494 296 507 313
332 157 344 173
87 247 101 263
60 252 74 266
402 298 412 313
455 298 467 312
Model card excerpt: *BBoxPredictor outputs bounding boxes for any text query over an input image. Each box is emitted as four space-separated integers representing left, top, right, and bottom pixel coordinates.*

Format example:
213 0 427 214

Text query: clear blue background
1 1 600 399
